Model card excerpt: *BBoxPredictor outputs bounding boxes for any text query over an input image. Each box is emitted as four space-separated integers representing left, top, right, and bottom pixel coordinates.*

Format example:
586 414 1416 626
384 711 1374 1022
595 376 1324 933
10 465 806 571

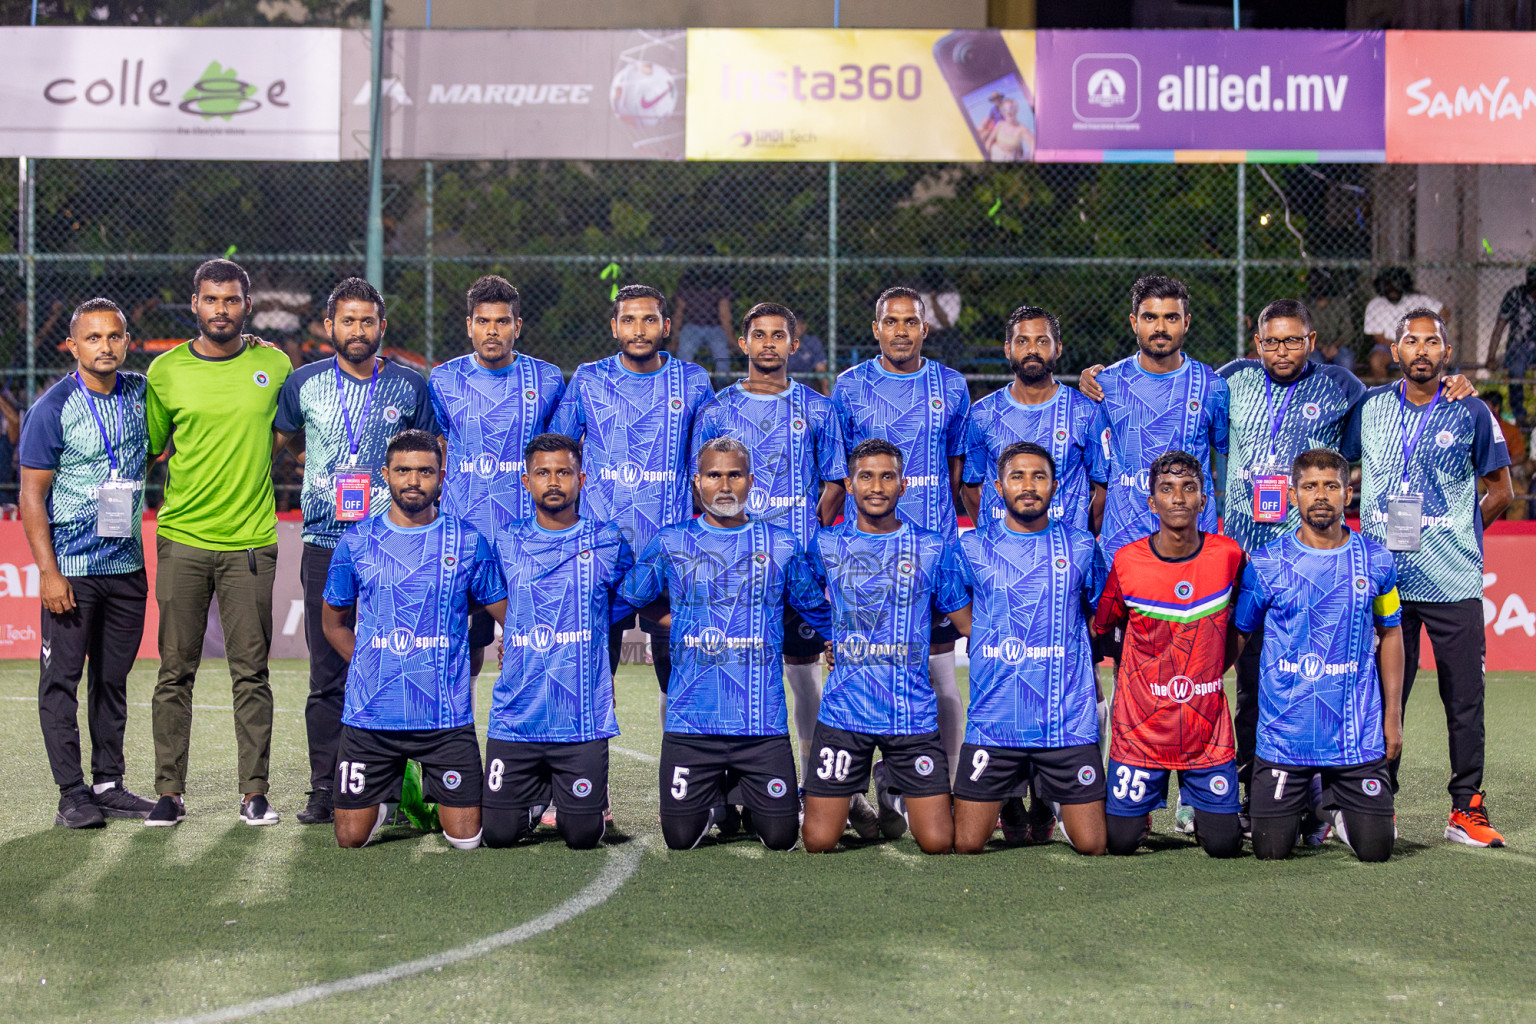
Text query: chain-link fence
5 157 1536 510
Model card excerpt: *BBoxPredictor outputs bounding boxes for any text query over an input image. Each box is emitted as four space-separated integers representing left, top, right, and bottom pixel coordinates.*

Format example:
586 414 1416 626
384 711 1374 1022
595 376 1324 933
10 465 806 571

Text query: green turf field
0 660 1532 1024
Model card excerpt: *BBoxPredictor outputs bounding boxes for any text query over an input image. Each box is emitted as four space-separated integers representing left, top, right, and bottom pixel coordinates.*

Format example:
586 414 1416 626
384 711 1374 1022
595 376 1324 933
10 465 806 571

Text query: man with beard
482 434 635 850
831 287 971 783
690 302 846 804
1344 311 1513 848
273 278 436 825
619 437 831 852
144 259 294 827
430 275 564 681
1234 449 1405 863
321 431 507 850
552 285 714 725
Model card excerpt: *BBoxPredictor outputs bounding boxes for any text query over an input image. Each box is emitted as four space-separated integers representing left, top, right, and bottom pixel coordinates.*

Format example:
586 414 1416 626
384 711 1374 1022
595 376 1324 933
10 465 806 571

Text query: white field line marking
611 744 658 764
152 839 644 1024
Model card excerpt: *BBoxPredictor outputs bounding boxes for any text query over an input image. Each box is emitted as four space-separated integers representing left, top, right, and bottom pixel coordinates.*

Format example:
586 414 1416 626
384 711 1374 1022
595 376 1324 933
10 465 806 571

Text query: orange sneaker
1446 793 1505 848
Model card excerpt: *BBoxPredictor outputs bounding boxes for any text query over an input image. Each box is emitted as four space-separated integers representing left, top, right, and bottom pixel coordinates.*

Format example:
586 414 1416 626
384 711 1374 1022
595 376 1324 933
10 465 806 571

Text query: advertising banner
1034 30 1385 162
684 29 1036 161
341 29 685 161
0 27 340 160
1385 31 1536 164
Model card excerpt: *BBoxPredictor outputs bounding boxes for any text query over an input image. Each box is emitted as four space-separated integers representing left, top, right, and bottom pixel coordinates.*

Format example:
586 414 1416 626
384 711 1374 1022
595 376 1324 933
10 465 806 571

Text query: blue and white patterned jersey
956 522 1106 749
18 372 149 576
550 353 714 555
690 381 846 548
1089 355 1230 562
1217 359 1364 552
962 382 1099 532
831 358 970 543
618 517 830 737
274 357 435 548
807 521 969 736
487 517 634 745
1344 382 1510 603
323 514 506 732
1233 531 1402 767
429 351 565 539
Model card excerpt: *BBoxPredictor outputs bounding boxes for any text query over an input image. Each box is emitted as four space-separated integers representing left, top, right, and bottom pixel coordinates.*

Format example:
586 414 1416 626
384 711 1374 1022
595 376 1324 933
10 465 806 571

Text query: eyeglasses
1257 336 1309 352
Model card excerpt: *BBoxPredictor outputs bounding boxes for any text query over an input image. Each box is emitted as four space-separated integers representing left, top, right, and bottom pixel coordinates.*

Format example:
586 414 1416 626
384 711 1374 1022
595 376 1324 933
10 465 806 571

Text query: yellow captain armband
1373 586 1401 620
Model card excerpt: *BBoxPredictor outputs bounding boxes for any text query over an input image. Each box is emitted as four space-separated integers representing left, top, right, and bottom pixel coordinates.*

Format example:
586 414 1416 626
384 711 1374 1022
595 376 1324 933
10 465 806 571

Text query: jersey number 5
670 766 690 800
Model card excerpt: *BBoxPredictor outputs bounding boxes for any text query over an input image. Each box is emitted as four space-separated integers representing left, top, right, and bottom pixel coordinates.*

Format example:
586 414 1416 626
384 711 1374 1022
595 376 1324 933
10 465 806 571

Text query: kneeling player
951 442 1107 856
800 440 970 855
1233 449 1404 863
1092 451 1244 857
620 437 831 852
483 434 635 850
321 431 508 850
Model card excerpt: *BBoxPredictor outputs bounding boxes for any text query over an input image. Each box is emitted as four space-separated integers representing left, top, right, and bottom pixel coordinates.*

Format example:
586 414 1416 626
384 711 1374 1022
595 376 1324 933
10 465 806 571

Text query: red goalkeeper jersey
1093 532 1243 770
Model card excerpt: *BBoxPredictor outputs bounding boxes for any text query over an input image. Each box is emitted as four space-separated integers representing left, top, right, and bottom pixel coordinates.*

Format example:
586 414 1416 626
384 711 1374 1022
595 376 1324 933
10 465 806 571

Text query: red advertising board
1385 30 1536 163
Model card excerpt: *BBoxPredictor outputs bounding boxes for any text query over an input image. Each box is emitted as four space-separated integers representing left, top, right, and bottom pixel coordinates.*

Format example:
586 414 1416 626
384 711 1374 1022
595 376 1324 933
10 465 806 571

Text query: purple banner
1035 30 1385 158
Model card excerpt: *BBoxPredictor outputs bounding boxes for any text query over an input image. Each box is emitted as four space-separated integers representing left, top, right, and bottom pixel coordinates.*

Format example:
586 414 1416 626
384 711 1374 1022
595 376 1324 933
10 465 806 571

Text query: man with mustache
144 259 294 827
690 302 846 809
321 430 507 850
1092 451 1244 858
1234 448 1406 862
831 287 971 784
618 437 831 852
273 278 436 826
1344 310 1513 848
481 434 635 850
430 275 565 683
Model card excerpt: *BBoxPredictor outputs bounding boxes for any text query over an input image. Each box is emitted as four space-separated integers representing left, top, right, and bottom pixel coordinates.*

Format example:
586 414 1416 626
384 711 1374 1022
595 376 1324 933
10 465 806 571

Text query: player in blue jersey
552 284 715 725
951 442 1109 857
961 306 1103 534
1078 275 1230 566
831 286 971 781
429 275 564 680
1233 449 1405 862
692 301 846 788
274 278 436 826
800 439 971 855
1344 309 1512 848
320 430 508 850
619 437 831 852
482 434 635 850
20 298 156 828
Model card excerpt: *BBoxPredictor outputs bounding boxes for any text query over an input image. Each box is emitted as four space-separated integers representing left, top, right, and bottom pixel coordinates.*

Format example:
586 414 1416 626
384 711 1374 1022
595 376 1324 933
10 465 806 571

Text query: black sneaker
145 794 186 827
296 789 334 825
55 788 106 829
92 780 156 818
238 794 280 826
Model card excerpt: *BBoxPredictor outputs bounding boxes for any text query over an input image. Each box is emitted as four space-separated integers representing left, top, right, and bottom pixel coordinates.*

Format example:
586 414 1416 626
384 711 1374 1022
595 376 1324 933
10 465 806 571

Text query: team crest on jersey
1354 576 1368 592
1435 429 1455 448
443 552 458 569
791 417 807 434
670 398 683 412
930 398 944 412
898 559 914 576
1361 778 1383 797
1054 428 1068 443
529 624 556 653
382 405 401 424
1174 580 1194 600
747 489 771 515
442 770 463 790
1167 675 1196 703
524 389 538 403
1053 555 1069 573
1298 653 1325 682
387 627 416 654
1209 775 1230 796
767 778 788 798
914 756 936 777
1188 399 1201 413
797 621 816 640
253 370 271 387
1077 765 1097 786
572 778 593 798
580 549 592 560
1302 402 1322 421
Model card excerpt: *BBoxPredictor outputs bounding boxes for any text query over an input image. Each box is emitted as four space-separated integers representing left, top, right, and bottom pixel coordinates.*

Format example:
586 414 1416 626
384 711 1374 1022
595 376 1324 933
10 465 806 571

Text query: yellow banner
685 29 1036 161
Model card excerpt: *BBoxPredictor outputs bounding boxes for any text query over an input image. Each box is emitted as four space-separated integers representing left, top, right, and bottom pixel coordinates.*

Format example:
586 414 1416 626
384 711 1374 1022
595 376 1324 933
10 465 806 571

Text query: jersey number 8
487 759 505 792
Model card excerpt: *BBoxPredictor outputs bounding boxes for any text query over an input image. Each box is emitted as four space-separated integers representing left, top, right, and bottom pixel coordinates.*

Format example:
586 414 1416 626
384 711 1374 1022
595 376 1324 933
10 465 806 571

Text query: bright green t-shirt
147 337 293 551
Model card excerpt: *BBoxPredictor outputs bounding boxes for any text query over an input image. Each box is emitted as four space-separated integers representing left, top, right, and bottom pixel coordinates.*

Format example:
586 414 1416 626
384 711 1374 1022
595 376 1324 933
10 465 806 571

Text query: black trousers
1391 599 1486 805
38 570 147 789
608 615 672 692
1234 624 1263 798
302 543 351 793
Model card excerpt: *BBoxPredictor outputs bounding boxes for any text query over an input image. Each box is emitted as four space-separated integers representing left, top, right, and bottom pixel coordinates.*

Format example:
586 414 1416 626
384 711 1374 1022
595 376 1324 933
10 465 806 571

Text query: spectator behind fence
1480 391 1530 520
672 266 734 380
1485 265 1536 427
787 311 829 394
1364 267 1444 379
1307 272 1358 371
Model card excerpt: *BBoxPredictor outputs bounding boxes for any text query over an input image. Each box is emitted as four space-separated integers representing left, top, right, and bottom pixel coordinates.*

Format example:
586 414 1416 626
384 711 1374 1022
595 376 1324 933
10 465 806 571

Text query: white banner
0 27 341 160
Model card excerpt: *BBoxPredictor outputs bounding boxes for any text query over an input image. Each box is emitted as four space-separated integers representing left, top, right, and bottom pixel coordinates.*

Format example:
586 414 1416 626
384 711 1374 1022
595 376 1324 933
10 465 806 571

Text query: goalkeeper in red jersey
1092 450 1245 858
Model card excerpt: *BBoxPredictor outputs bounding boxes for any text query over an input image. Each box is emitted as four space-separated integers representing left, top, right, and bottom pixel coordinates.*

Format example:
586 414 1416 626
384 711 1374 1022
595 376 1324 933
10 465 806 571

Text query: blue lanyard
73 372 123 478
335 359 380 464
1396 381 1442 493
1262 372 1301 463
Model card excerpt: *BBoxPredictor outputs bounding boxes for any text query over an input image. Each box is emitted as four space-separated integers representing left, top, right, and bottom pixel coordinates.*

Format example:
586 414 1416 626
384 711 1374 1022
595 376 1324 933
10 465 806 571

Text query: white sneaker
1173 795 1196 835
